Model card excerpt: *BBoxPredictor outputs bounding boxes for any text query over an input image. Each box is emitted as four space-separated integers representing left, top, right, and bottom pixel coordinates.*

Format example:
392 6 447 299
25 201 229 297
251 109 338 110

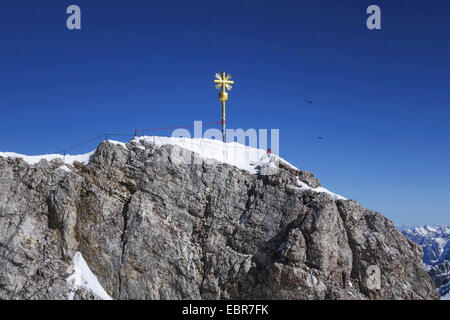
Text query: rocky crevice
197 192 213 298
118 193 133 298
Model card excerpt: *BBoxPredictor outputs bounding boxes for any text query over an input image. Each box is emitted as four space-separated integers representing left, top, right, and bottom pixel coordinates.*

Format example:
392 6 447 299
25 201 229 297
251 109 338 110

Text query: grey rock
259 165 279 176
0 139 440 300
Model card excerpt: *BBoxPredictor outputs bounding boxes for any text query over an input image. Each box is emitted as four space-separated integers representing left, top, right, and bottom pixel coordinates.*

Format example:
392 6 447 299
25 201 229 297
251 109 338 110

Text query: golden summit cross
213 71 234 142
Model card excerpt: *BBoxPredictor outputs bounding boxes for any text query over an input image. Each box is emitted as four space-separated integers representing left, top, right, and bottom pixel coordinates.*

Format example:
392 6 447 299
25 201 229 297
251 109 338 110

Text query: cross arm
214 79 234 84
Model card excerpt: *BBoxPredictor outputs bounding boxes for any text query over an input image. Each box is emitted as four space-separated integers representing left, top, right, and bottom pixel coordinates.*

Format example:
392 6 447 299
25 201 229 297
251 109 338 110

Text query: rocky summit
0 137 440 300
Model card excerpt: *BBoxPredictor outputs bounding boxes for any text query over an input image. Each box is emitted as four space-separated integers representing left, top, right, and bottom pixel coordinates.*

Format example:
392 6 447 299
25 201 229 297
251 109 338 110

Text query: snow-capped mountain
400 225 450 299
400 225 450 267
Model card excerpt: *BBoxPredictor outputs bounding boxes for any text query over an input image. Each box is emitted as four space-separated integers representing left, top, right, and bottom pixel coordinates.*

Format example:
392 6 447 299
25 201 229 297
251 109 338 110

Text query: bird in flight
306 100 314 104
317 136 323 140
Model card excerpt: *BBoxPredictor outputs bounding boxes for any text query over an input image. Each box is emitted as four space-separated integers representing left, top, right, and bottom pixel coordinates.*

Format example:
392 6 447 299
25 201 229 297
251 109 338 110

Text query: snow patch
107 140 128 149
435 237 447 256
0 151 95 166
58 165 73 173
134 136 299 174
0 139 128 166
296 178 347 201
66 252 112 300
414 226 429 237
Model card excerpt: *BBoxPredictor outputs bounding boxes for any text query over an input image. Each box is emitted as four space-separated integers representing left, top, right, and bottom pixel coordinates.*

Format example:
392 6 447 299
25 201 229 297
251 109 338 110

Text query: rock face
0 139 440 300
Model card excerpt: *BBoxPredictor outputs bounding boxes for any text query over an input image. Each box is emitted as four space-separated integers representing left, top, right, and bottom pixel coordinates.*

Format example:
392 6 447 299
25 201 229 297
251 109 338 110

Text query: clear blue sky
0 0 449 225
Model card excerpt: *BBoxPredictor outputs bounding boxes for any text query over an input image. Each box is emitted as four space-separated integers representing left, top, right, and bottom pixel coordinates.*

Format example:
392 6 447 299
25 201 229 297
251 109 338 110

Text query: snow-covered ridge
398 225 450 236
134 136 300 174
67 252 112 300
0 136 346 199
0 137 300 174
134 136 347 199
0 150 95 166
0 136 294 174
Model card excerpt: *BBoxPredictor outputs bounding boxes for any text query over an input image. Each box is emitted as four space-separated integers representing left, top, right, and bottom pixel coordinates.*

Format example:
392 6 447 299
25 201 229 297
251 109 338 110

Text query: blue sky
0 0 449 225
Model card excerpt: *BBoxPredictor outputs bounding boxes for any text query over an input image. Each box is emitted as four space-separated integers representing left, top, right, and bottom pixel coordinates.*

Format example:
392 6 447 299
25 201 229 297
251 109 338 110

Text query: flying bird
317 136 323 140
306 100 314 104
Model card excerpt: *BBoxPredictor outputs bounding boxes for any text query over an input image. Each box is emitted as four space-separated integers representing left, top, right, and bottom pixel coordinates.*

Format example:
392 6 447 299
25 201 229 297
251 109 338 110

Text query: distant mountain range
399 225 450 299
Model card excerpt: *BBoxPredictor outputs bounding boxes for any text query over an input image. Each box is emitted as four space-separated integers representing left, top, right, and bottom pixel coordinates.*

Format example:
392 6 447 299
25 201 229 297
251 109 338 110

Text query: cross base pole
222 101 226 142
